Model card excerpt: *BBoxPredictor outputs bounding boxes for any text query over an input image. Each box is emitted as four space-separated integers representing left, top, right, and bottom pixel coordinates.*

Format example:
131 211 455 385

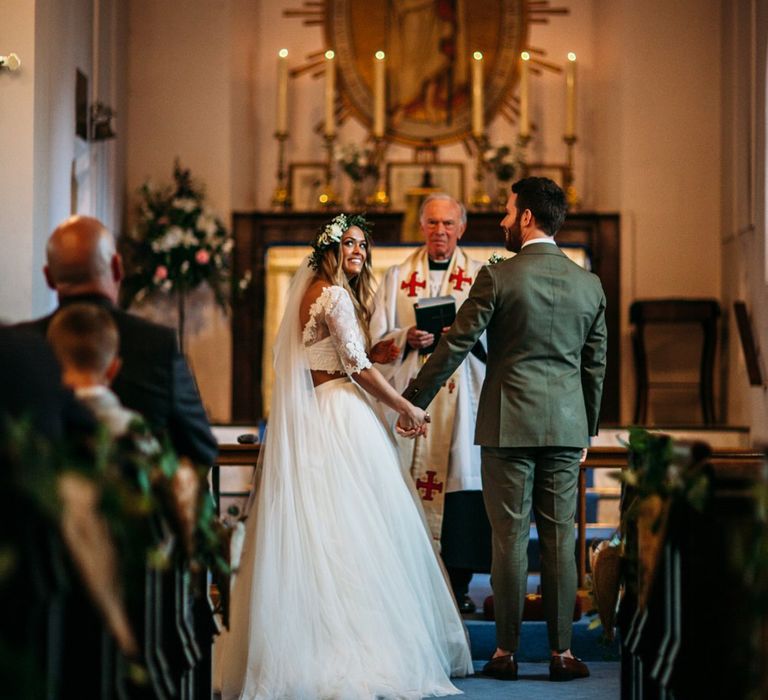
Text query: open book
414 296 456 355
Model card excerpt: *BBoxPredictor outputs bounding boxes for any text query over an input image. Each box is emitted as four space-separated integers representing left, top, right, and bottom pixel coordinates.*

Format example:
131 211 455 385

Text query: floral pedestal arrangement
121 161 233 353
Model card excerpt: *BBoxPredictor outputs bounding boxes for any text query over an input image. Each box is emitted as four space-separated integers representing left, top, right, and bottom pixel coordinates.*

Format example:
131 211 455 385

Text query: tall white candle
519 51 530 139
276 48 289 134
471 51 484 138
565 52 577 138
373 51 386 137
325 50 336 137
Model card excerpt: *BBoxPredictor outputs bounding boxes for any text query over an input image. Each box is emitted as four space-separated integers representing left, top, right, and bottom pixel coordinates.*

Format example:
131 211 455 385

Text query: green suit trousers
481 445 582 653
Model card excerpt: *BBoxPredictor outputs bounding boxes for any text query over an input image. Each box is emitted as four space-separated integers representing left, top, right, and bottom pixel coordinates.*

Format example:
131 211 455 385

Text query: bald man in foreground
16 215 217 466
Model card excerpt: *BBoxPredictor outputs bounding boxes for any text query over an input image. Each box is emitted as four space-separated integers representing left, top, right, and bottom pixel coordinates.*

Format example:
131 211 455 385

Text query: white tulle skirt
215 378 473 699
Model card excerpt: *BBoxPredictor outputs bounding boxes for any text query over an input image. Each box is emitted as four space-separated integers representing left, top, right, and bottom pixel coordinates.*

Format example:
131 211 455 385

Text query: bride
216 214 473 699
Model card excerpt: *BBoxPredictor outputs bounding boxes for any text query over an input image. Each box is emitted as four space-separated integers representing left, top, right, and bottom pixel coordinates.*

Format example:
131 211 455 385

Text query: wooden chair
629 299 721 424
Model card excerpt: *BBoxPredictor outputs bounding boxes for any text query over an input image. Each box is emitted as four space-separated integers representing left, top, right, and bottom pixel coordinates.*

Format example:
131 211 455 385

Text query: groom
400 177 607 681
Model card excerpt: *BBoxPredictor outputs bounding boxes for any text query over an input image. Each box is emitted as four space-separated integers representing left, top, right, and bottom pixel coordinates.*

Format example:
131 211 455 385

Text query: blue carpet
467 617 619 662
452 661 620 699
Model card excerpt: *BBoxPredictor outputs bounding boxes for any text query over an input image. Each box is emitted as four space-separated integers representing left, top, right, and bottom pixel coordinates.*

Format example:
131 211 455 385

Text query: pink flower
195 249 210 265
154 265 168 281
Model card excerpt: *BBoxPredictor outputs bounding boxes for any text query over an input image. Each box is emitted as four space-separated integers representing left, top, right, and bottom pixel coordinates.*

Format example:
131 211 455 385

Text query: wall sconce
90 102 116 141
0 53 21 71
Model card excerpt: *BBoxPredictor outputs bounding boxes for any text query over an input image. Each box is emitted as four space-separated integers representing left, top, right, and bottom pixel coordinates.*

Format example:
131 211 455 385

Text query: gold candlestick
563 134 581 209
367 136 390 209
469 134 491 211
271 131 291 210
318 133 339 209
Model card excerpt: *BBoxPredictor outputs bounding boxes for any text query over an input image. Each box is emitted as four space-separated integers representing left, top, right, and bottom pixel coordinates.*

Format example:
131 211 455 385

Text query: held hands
395 402 430 439
369 338 400 364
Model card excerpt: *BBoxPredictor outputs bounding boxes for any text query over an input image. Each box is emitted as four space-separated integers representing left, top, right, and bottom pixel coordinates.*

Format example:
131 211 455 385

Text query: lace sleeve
317 286 372 374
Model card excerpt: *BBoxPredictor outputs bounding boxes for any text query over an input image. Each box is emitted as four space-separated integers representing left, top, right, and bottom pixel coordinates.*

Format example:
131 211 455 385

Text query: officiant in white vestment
370 193 491 613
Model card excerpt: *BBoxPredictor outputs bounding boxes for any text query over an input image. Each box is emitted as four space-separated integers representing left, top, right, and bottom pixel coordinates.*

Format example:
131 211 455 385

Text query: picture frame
386 161 465 210
288 162 327 211
522 163 569 189
75 69 88 141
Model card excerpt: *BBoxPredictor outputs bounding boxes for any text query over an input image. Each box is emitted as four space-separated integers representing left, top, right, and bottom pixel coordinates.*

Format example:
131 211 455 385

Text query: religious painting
327 0 527 146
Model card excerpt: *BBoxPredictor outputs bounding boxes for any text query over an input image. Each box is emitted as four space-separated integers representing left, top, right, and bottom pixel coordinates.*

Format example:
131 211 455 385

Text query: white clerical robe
370 246 486 497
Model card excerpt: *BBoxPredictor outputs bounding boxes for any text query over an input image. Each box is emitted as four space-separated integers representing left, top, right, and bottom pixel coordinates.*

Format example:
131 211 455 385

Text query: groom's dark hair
511 177 567 237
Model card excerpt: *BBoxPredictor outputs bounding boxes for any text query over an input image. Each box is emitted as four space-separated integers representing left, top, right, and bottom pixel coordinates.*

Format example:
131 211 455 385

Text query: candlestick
563 134 581 209
565 52 577 138
318 133 339 208
519 51 530 140
276 48 289 135
325 50 336 137
469 134 491 210
373 51 386 137
367 137 390 209
471 51 484 138
270 132 291 210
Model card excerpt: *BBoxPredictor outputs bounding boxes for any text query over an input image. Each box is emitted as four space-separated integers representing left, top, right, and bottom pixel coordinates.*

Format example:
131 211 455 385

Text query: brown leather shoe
482 654 518 680
549 654 590 681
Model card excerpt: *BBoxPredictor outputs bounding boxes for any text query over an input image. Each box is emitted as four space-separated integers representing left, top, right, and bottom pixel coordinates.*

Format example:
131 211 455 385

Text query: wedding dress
215 261 473 700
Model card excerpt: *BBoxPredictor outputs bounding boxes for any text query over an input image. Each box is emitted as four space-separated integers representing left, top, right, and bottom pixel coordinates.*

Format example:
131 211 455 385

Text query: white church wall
721 0 768 443
126 0 234 423
591 0 723 426
0 4 37 322
0 0 127 323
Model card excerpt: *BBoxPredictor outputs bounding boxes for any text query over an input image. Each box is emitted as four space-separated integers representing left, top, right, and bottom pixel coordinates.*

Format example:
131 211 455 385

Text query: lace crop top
302 286 372 375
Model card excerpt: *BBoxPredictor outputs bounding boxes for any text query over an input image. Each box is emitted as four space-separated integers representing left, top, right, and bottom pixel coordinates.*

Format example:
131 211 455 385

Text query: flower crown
308 213 373 271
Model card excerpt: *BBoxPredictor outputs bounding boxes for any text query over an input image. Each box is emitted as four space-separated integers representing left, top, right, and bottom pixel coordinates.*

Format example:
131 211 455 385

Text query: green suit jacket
403 243 607 447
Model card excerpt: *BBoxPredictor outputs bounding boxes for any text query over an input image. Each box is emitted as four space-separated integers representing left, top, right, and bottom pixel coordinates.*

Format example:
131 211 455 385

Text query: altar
230 210 620 423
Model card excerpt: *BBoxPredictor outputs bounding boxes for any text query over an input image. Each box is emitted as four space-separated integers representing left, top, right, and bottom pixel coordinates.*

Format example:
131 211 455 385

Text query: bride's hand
395 403 429 438
369 339 400 364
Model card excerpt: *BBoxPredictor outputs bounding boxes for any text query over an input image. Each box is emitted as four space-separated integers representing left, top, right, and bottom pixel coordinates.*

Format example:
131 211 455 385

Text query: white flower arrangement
122 160 233 311
335 143 378 183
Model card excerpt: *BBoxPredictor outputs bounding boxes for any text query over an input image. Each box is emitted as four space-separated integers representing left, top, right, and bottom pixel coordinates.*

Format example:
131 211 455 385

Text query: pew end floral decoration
121 160 233 313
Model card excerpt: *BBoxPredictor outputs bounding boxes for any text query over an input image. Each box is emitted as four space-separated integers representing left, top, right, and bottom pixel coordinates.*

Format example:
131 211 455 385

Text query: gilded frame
326 0 528 146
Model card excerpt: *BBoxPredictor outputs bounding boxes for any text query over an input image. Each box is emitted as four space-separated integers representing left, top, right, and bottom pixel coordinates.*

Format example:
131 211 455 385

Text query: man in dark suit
401 177 607 681
15 215 218 466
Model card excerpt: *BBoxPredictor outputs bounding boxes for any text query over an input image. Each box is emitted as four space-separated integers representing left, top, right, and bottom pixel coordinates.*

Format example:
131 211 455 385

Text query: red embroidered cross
416 471 444 501
401 271 426 297
449 266 472 292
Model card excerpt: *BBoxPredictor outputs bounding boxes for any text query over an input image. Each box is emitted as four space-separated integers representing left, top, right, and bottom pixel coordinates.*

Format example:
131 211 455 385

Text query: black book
414 296 456 355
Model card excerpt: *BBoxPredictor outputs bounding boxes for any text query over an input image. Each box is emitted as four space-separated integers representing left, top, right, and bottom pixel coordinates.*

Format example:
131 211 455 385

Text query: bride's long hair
316 225 375 347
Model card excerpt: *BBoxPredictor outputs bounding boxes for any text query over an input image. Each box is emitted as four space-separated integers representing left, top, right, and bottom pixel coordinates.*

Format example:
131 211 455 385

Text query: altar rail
213 443 763 595
230 210 620 423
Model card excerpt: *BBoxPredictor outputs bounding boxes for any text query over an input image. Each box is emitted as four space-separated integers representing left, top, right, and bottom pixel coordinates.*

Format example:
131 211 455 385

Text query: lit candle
276 48 289 134
325 50 336 137
373 51 386 137
471 51 484 138
519 51 530 139
565 52 577 138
